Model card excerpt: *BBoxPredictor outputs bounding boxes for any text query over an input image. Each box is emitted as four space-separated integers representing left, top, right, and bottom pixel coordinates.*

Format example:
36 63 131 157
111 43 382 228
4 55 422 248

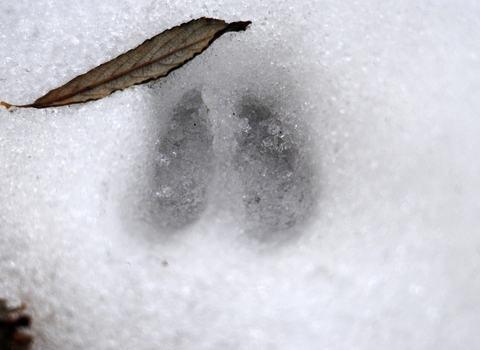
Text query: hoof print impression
153 89 214 229
235 97 313 235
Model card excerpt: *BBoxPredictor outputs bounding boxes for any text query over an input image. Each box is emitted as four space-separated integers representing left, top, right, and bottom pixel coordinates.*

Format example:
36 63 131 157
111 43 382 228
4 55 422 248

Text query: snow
1 0 480 349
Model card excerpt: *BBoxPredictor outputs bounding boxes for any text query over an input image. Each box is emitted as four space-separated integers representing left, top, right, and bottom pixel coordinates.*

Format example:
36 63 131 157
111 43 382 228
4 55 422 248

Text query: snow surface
1 0 480 349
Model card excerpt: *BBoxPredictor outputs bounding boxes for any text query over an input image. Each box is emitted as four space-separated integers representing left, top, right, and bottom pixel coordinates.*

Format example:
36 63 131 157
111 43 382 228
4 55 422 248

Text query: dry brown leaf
1 18 250 109
0 299 32 350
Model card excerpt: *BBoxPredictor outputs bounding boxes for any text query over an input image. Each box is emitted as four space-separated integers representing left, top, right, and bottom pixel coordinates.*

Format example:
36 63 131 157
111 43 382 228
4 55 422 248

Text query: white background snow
1 0 480 349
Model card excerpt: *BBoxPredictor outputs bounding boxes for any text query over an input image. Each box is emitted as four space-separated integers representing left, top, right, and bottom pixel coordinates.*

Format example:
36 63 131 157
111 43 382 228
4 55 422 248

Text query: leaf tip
225 20 252 33
1 101 13 109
